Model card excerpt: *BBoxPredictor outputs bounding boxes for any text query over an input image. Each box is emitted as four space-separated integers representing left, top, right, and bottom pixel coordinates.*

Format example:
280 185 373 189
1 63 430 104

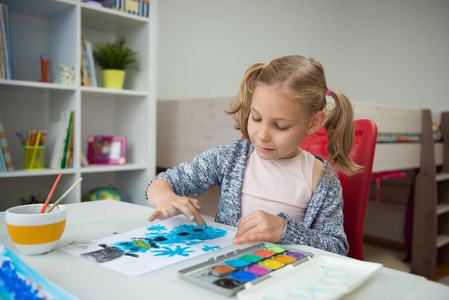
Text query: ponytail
324 90 362 175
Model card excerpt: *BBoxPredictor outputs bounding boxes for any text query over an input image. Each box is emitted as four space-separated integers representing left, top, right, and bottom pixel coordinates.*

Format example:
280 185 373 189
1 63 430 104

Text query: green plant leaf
93 37 139 71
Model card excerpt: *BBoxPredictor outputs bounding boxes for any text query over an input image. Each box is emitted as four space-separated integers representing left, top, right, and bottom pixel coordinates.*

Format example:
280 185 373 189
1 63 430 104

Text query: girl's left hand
233 210 286 244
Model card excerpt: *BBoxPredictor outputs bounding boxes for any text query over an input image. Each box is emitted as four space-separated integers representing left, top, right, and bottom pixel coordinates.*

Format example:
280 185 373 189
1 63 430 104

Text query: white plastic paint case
179 242 382 299
178 243 313 296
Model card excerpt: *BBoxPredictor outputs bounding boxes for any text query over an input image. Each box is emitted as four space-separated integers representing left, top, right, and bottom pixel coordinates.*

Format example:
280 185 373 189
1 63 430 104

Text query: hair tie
326 88 333 96
263 63 269 69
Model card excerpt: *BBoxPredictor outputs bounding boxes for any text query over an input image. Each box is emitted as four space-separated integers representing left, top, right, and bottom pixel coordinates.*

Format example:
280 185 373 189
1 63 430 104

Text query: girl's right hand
147 180 207 227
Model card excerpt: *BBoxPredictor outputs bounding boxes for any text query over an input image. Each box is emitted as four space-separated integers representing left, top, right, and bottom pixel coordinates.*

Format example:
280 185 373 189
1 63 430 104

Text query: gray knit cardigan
146 139 349 256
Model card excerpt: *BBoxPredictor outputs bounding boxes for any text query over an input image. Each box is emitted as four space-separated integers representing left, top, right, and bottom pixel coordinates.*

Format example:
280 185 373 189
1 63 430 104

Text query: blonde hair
227 55 360 175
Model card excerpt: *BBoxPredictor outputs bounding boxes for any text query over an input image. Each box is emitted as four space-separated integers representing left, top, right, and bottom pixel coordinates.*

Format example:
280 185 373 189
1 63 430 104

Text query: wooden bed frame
354 104 449 278
157 98 449 279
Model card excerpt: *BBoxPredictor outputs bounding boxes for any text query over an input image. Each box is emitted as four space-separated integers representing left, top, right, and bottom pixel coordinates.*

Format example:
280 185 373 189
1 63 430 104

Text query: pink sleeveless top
241 150 315 223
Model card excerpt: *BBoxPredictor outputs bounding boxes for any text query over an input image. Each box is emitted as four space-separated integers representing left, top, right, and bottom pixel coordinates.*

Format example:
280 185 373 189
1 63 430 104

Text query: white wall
157 0 449 112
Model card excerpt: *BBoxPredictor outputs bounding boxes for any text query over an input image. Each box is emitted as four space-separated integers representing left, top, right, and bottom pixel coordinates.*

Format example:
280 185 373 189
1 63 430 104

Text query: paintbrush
46 178 83 213
40 173 62 213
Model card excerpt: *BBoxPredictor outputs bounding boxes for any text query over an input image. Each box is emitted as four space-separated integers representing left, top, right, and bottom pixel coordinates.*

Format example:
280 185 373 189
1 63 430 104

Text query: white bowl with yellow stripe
6 204 67 255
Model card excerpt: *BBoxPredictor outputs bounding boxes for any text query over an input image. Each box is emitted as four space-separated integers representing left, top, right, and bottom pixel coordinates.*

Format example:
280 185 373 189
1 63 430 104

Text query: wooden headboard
157 98 443 172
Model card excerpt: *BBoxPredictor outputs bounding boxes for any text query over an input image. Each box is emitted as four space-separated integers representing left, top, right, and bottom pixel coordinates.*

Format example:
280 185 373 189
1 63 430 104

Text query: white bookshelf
0 0 157 209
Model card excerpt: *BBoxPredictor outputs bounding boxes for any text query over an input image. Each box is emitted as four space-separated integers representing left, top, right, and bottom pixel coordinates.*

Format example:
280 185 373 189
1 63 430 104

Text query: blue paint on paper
147 224 167 232
146 224 227 245
114 241 151 254
185 240 202 245
151 246 194 257
202 245 220 252
86 223 228 261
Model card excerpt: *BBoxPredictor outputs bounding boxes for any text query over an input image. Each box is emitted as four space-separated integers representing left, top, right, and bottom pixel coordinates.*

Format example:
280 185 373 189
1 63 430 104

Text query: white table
1 200 448 300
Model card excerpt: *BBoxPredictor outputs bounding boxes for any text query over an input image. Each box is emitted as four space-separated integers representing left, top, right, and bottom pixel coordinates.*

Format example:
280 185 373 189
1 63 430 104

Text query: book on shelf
80 37 92 87
0 115 13 172
126 0 149 17
0 4 8 79
0 3 13 80
0 9 5 80
86 39 97 87
47 111 74 169
101 0 149 17
0 143 6 172
61 111 74 168
81 37 97 87
102 0 125 11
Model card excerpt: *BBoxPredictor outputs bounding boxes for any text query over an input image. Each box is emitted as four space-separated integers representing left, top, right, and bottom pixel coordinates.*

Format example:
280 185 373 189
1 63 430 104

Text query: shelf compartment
4 0 77 83
0 87 76 171
80 169 148 204
2 0 76 18
81 94 149 168
81 3 148 31
80 6 149 92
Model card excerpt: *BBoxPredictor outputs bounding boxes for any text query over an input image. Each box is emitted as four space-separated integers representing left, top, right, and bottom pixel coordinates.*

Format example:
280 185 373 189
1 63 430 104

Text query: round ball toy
82 187 124 202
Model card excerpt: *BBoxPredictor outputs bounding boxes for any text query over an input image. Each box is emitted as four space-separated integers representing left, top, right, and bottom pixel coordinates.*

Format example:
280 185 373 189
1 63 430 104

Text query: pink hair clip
263 63 269 68
326 88 333 96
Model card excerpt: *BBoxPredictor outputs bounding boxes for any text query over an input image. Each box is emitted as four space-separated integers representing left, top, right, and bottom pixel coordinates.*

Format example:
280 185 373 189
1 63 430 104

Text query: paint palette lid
237 255 382 300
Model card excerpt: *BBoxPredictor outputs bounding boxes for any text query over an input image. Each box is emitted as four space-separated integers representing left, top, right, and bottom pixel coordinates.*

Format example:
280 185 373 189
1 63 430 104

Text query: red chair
300 119 378 260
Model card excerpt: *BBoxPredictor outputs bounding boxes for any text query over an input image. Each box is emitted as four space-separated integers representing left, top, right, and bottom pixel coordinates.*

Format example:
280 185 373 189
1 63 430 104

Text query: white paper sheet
61 218 235 276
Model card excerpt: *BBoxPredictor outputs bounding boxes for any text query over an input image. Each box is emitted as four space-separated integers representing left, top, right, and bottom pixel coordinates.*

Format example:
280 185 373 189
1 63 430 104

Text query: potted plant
93 37 138 89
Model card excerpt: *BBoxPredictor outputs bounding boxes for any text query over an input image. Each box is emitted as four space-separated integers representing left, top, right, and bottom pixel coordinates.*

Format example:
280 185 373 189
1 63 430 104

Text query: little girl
146 55 360 255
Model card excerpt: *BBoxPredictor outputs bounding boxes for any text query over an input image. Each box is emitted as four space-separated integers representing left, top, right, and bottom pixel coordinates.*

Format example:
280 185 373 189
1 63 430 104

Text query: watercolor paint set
178 243 313 296
178 243 382 299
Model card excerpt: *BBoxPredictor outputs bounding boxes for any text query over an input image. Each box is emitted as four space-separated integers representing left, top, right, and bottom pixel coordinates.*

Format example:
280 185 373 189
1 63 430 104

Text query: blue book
0 115 13 171
0 4 11 79
6 4 13 79
0 4 8 79
0 145 6 172
85 39 97 87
